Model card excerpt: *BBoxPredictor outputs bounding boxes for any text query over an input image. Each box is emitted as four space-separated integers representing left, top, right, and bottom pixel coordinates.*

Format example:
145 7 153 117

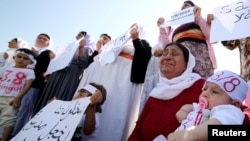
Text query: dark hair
80 31 87 37
100 33 111 40
163 42 189 63
15 48 37 59
12 38 18 43
38 33 50 40
184 0 195 6
89 82 107 113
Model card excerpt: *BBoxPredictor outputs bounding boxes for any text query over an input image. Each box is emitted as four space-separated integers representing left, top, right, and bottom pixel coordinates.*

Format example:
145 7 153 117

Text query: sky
0 0 240 74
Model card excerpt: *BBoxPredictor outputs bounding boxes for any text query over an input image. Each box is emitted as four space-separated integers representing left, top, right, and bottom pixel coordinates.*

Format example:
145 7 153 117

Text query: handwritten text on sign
11 98 90 141
99 30 130 65
160 7 194 27
210 0 250 42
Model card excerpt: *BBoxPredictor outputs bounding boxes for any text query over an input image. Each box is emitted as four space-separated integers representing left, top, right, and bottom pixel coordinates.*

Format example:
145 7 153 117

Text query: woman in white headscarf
12 33 54 136
32 31 95 115
128 42 205 141
0 38 30 68
75 23 152 141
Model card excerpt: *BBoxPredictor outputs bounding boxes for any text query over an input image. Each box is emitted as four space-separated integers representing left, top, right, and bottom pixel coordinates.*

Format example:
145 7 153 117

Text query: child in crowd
71 82 107 141
47 82 105 141
0 48 36 141
12 33 54 136
155 70 248 141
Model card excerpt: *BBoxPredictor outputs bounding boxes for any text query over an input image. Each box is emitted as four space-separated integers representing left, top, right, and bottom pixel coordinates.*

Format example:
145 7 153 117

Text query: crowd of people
0 0 250 141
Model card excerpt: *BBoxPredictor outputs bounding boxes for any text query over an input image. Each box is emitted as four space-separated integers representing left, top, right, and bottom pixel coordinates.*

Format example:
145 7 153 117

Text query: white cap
207 70 248 103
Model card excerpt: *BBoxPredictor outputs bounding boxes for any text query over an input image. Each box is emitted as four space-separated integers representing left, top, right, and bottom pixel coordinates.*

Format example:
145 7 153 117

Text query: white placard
160 7 194 27
210 0 250 42
11 97 90 141
45 37 83 75
98 30 131 65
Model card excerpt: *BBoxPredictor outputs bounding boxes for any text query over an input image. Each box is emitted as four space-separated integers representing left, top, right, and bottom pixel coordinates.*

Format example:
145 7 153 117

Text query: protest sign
11 97 90 141
210 0 250 42
45 37 83 75
160 7 194 27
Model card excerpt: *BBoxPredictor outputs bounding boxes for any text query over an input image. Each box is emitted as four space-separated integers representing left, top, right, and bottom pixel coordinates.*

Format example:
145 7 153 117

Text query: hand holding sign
130 23 140 40
157 17 165 27
193 6 201 18
159 7 194 27
207 14 214 25
98 26 131 65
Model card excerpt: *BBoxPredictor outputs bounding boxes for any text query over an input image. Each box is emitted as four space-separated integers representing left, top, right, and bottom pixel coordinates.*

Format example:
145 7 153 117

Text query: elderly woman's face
160 44 187 79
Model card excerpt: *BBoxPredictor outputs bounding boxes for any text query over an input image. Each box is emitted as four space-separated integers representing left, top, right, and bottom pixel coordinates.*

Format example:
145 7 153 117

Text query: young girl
71 82 107 141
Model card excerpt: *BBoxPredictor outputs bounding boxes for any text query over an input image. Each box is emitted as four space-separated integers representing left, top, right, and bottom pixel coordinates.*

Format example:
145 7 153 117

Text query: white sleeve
26 69 35 80
210 105 244 124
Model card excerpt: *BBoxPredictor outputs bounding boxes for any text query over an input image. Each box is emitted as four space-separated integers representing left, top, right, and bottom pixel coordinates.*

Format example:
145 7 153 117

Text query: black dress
33 47 91 115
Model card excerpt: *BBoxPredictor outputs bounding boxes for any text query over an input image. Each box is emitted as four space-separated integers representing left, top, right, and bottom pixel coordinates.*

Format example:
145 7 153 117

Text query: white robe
75 45 143 141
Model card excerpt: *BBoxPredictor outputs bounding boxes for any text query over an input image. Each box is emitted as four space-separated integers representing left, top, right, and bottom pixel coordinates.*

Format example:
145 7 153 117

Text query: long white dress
75 45 143 141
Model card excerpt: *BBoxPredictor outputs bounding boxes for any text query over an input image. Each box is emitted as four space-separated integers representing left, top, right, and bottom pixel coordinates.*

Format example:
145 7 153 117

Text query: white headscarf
83 33 96 51
4 38 31 67
33 34 54 54
207 70 248 103
17 38 30 49
149 44 201 100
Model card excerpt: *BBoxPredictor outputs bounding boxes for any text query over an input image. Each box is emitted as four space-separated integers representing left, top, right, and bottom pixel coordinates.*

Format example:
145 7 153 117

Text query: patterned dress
221 37 250 81
172 22 214 79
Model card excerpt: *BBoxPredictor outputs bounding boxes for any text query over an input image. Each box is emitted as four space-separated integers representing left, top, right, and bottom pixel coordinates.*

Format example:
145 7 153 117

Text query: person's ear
232 100 242 108
13 56 15 60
